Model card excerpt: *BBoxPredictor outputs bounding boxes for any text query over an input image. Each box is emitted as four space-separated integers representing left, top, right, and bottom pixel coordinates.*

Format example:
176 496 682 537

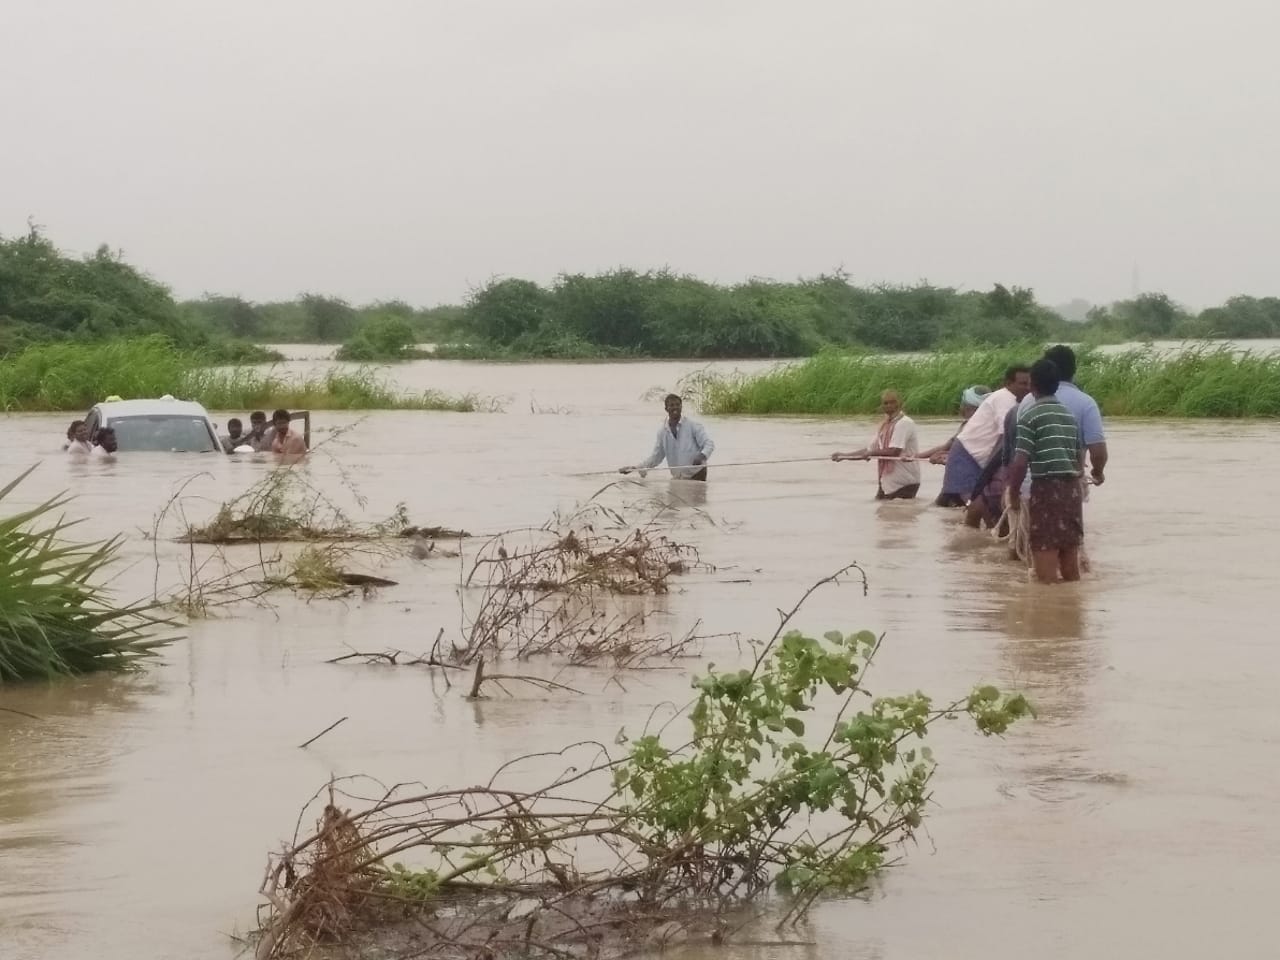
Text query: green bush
0 467 175 682
336 315 420 361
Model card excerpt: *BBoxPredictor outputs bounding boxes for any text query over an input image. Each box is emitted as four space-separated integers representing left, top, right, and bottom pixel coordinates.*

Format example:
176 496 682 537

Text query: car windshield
107 414 218 452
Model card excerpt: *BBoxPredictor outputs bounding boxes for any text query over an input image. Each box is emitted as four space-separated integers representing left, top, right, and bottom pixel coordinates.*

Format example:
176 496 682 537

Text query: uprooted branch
150 469 437 615
465 657 585 699
178 468 410 545
454 494 716 667
254 565 1034 959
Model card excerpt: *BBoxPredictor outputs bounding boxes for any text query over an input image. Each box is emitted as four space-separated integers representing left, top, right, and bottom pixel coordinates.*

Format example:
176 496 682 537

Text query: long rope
568 455 937 478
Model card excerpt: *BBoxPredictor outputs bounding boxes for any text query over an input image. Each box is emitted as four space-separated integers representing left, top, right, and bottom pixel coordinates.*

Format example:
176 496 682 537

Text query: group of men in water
620 345 1107 585
219 409 307 455
63 407 307 456
62 420 118 457
837 345 1106 582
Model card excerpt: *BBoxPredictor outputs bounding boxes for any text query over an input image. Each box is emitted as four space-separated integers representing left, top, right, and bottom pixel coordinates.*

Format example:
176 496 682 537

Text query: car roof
93 397 213 420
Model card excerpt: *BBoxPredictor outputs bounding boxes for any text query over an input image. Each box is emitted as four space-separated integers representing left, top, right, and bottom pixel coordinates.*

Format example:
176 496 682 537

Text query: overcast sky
3 0 1277 309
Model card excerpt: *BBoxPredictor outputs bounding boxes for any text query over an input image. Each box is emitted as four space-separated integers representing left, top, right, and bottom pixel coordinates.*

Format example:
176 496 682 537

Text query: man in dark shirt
1006 359 1085 583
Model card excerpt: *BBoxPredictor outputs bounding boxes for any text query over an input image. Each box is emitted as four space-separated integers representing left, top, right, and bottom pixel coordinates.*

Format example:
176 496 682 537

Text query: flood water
3 354 1280 960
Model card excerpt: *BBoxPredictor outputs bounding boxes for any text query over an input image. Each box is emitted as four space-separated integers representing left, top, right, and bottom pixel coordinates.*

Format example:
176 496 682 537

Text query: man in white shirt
620 394 715 481
937 366 1030 520
831 389 921 499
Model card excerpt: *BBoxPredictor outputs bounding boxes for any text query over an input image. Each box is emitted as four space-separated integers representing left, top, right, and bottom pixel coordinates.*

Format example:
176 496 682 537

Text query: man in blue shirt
1016 345 1108 490
620 394 715 481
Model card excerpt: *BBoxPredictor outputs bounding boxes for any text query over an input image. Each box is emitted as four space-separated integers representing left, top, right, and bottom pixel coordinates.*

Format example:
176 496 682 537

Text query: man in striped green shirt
1007 359 1085 583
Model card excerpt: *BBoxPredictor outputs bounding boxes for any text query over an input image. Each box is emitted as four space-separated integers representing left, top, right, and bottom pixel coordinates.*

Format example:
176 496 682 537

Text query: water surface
2 357 1277 960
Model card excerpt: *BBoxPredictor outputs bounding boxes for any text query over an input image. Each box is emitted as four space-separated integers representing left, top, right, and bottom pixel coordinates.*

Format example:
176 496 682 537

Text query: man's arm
1078 400 1107 484
922 434 956 463
692 422 713 464
1087 441 1108 485
621 431 666 473
835 425 880 461
832 446 869 461
1006 452 1030 508
1006 416 1035 508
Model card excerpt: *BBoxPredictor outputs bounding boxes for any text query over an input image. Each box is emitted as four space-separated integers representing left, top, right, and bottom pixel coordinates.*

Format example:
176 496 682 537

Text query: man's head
272 409 291 435
1029 359 1060 399
879 389 902 418
663 394 683 423
68 419 86 441
249 411 267 435
960 385 990 419
1004 365 1032 400
94 427 118 453
1042 345 1077 383
227 417 243 438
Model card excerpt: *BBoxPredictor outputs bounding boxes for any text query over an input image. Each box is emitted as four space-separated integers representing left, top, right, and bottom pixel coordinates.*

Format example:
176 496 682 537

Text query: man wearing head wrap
919 384 990 505
830 389 921 499
934 366 1031 514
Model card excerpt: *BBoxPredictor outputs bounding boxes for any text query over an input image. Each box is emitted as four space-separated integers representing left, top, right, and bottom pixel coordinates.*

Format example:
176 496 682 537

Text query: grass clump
0 466 175 682
185 365 490 412
694 344 1280 418
0 336 495 412
181 469 410 545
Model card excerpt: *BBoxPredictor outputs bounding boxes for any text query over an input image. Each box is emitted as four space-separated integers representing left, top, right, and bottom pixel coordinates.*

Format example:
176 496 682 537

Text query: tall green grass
0 467 175 682
694 345 1280 418
0 337 493 412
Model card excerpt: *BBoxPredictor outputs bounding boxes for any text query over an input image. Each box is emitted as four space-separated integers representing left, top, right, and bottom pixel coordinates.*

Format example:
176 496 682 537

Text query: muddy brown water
3 356 1280 960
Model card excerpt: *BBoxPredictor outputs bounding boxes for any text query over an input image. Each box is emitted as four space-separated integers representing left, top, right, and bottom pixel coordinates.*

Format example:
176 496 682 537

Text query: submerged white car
83 396 224 454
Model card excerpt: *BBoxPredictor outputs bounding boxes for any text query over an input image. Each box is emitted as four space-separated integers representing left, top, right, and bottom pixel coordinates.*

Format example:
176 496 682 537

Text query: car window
106 415 218 452
85 410 100 435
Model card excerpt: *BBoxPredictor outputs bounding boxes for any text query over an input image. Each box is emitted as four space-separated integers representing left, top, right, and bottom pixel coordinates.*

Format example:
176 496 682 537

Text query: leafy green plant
256 567 1031 957
0 466 175 682
611 609 1032 916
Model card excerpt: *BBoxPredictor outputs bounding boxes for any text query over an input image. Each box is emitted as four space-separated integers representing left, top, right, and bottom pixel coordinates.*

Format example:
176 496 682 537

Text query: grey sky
3 0 1277 310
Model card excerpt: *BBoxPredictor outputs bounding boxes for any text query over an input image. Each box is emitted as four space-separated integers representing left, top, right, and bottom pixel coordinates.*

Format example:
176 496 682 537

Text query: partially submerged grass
186 365 494 412
154 466 427 615
0 336 497 412
693 345 1280 418
180 469 410 545
0 466 175 682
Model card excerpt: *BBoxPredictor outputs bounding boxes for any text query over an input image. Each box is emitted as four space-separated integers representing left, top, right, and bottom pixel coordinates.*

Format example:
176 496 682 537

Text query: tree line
7 229 1280 362
0 228 270 360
